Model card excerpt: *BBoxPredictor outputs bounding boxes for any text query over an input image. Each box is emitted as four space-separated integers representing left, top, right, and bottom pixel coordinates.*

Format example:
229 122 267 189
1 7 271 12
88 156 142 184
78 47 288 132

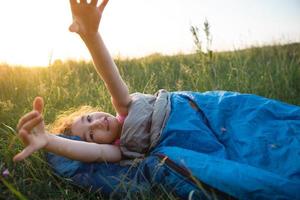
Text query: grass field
0 42 300 199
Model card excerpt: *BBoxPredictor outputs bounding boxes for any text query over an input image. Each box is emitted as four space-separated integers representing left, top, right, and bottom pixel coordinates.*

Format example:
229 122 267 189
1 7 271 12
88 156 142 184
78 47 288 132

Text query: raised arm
13 97 121 163
69 0 131 115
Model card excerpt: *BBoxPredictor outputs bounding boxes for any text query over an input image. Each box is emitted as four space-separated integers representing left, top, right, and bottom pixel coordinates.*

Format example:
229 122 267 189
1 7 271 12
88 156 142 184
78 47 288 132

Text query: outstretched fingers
91 0 98 6
70 0 98 6
33 96 44 114
69 0 78 10
13 145 35 162
18 113 43 134
98 0 109 13
17 111 39 131
70 0 77 6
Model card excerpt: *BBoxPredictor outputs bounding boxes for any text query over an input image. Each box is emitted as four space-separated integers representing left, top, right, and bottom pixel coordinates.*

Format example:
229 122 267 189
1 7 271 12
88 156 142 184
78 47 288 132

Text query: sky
0 0 299 67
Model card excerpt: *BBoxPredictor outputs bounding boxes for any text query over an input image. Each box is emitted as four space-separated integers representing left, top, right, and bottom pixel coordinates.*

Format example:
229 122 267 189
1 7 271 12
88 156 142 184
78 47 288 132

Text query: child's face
71 112 121 144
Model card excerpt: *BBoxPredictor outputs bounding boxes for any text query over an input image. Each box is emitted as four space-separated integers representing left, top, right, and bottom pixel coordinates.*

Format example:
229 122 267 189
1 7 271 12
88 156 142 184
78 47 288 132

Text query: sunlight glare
0 0 299 67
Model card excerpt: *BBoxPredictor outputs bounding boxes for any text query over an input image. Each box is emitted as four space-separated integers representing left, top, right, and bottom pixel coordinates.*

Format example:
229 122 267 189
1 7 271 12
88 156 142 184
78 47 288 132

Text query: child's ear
33 97 44 114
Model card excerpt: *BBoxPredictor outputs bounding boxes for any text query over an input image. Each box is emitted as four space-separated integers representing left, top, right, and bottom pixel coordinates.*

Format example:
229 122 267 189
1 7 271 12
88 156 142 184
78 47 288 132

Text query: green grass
0 42 300 199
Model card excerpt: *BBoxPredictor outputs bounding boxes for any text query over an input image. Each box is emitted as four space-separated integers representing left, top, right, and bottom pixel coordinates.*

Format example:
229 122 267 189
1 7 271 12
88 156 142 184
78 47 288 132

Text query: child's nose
91 118 105 129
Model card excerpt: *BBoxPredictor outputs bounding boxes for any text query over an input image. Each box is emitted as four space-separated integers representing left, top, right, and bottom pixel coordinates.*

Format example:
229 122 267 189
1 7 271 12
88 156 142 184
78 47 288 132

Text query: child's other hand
13 97 48 162
69 0 109 38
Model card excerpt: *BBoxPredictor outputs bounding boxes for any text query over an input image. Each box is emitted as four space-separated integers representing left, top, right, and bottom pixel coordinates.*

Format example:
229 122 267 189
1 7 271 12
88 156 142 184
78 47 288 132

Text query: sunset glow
0 0 299 67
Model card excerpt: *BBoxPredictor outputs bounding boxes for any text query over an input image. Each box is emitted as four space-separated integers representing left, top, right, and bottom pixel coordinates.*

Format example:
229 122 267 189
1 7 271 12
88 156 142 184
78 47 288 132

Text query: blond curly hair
48 106 101 135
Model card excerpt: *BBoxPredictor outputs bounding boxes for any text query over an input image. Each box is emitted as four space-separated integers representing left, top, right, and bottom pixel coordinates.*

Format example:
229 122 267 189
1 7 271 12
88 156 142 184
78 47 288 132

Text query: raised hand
13 97 48 162
69 0 109 38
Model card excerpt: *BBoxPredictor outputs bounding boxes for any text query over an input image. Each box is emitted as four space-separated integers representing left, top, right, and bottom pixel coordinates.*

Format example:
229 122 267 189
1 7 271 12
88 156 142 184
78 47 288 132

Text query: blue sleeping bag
46 91 300 199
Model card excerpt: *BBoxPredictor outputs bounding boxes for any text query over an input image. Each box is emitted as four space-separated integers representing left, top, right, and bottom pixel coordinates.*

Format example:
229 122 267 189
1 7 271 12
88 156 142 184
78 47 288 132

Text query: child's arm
47 134 121 162
69 0 131 115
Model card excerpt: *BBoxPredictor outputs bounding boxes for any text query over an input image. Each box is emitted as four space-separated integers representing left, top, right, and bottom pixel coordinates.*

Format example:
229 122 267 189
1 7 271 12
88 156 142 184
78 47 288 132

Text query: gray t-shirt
119 89 171 164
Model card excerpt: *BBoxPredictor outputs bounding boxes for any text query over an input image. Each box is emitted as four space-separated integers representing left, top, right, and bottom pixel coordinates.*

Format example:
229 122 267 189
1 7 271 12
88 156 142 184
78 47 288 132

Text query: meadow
0 42 300 199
